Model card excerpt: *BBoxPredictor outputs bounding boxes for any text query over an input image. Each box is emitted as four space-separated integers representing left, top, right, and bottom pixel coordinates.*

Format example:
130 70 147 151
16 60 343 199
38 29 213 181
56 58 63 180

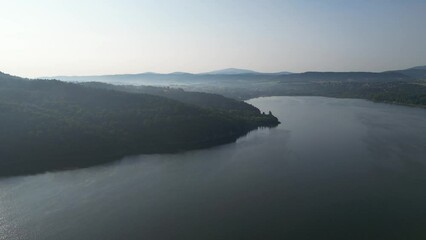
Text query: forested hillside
82 82 262 114
0 72 279 177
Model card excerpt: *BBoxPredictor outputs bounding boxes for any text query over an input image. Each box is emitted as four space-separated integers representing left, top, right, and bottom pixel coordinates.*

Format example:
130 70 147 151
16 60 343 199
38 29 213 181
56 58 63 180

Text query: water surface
1 96 425 240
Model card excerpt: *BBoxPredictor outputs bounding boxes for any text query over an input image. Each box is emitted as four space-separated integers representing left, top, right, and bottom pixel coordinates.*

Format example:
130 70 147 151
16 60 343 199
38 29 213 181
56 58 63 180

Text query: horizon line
30 65 425 79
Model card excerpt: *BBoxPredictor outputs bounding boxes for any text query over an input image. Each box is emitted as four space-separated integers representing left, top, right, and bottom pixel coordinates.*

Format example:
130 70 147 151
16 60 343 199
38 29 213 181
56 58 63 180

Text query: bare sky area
1 0 425 78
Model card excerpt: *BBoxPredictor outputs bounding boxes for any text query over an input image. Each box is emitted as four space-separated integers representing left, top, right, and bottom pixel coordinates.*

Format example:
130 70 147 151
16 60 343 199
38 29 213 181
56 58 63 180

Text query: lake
1 96 425 240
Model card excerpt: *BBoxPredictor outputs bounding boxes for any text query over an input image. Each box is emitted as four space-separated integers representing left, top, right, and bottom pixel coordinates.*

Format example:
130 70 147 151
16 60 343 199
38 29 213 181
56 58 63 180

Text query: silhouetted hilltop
203 68 261 75
47 66 426 84
391 66 426 79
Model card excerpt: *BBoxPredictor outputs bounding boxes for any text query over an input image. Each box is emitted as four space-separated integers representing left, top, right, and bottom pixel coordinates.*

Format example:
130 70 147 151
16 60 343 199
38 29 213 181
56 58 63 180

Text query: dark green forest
248 81 426 107
185 70 426 106
0 72 279 177
82 82 264 114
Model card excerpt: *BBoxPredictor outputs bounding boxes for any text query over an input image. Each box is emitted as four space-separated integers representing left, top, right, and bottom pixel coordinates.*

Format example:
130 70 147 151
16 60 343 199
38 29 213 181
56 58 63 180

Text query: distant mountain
272 71 293 75
391 66 426 79
169 72 192 75
279 71 413 82
408 66 426 70
203 68 261 75
44 66 426 88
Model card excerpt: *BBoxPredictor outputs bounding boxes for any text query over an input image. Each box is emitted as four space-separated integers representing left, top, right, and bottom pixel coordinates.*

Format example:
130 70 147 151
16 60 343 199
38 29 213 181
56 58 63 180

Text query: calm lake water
1 96 426 240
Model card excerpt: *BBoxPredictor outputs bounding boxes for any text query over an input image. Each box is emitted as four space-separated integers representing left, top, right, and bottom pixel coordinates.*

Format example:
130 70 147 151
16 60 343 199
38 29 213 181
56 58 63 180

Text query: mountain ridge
202 68 262 75
42 66 425 81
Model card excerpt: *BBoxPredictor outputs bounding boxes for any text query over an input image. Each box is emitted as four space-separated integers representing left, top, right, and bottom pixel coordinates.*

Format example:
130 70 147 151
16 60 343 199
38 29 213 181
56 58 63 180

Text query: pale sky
1 0 426 78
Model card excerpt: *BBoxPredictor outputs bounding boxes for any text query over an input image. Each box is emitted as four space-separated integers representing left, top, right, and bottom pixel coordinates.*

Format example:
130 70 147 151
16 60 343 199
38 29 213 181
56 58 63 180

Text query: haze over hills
43 66 426 107
0 71 279 177
409 66 426 70
8 63 420 177
45 66 425 83
202 68 294 75
392 66 426 79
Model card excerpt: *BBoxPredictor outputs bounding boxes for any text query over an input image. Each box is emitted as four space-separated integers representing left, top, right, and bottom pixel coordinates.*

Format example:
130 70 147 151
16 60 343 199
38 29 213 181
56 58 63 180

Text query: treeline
186 79 426 107
0 72 279 177
261 81 426 107
82 82 263 115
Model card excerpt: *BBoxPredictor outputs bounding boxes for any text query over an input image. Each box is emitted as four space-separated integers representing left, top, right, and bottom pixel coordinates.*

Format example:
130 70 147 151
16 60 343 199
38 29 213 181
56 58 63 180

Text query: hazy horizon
32 65 425 79
1 0 426 78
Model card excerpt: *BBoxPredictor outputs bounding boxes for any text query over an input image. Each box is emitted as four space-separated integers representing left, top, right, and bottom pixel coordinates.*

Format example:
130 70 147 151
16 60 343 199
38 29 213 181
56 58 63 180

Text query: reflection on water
0 96 425 240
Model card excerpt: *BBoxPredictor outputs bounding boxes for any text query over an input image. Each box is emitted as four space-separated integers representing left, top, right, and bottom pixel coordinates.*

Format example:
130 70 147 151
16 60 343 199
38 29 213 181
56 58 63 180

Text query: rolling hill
0 72 279 177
